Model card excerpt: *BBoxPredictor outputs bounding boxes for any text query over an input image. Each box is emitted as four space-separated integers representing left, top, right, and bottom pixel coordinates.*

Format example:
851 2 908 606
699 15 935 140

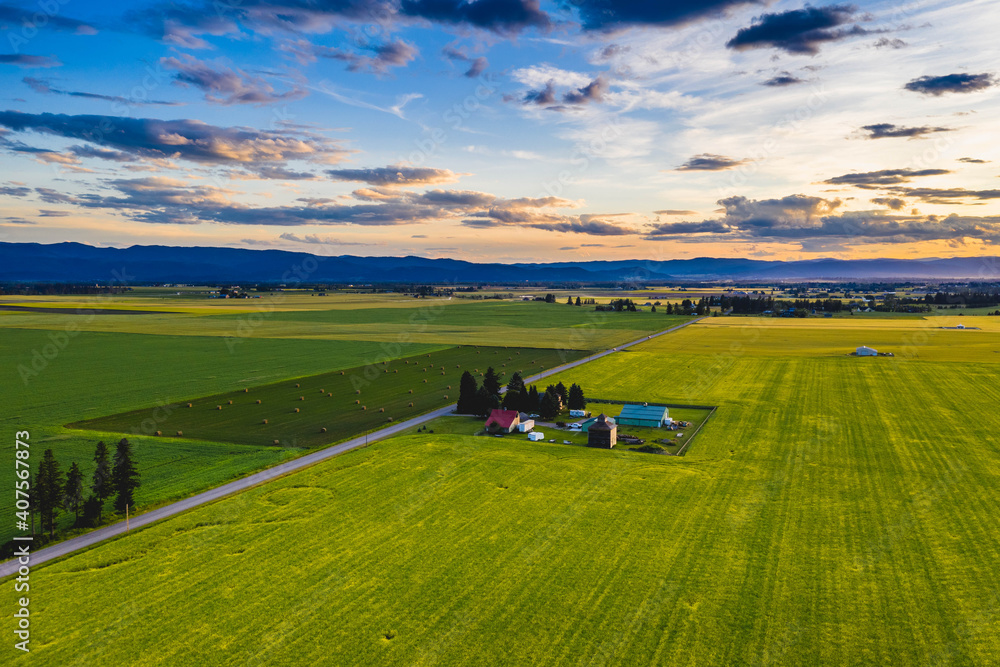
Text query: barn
587 414 617 449
617 404 670 428
856 345 878 356
484 409 520 433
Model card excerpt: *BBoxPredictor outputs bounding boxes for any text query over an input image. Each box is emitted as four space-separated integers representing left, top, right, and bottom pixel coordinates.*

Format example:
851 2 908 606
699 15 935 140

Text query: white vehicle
528 432 544 441
569 423 582 429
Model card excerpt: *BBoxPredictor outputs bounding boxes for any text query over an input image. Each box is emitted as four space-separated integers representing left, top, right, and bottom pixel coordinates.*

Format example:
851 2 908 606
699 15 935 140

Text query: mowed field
7 316 1000 665
72 345 584 448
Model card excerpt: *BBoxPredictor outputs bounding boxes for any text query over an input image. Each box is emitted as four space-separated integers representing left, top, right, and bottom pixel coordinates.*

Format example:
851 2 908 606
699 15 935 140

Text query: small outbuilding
485 409 520 434
528 431 544 441
617 404 670 428
517 419 535 433
587 414 617 449
856 345 878 356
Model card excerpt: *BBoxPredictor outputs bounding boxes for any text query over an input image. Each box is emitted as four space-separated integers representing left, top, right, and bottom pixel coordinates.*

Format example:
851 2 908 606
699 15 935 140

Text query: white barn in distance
857 345 878 356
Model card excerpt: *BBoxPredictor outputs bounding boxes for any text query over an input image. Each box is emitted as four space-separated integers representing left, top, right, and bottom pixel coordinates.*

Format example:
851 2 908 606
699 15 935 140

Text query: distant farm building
485 409 520 433
856 346 878 356
517 419 535 433
587 414 617 449
617 404 670 428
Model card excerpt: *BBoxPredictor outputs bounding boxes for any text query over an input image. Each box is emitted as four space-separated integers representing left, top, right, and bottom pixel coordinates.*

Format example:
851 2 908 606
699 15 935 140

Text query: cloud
563 76 608 105
824 168 950 188
726 5 879 55
0 55 61 68
892 187 1000 204
37 209 71 217
903 73 996 96
327 164 461 186
569 0 761 32
23 77 181 106
858 123 953 139
645 194 1000 243
284 38 418 74
2 217 35 225
401 0 550 34
654 209 698 216
523 81 557 105
161 55 306 105
442 48 488 77
872 37 906 49
0 111 351 165
957 157 989 164
760 72 805 87
0 184 31 197
675 154 750 171
0 5 96 35
870 197 906 210
278 233 378 246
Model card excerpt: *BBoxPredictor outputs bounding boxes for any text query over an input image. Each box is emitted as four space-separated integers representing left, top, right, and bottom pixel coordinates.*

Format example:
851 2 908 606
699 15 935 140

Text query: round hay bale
441 371 446 375
340 371 344 375
299 396 305 401
517 351 520 355
256 399 261 404
155 430 161 436
384 369 388 374
176 430 183 436
443 395 448 399
408 402 413 407
320 427 327 433
423 368 427 372
423 379 427 383
356 389 361 394
217 405 222 410
228 400 233 405
262 419 268 424
408 389 413 393
362 405 367 410
295 383 300 388
244 388 249 392
387 417 393 422
327 393 332 397
394 369 398 374
187 403 193 408
456 364 460 368
355 399 360 404
477 351 480 354
273 439 280 445
294 408 300 413
447 385 451 390
380 407 385 413
319 388 324 393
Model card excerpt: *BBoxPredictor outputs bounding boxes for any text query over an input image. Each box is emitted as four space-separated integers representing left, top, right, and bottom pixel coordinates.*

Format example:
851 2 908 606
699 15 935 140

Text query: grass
8 316 1000 665
71 345 586 448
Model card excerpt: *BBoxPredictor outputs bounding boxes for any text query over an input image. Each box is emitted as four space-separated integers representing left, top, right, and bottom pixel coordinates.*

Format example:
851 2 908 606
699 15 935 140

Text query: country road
0 316 704 578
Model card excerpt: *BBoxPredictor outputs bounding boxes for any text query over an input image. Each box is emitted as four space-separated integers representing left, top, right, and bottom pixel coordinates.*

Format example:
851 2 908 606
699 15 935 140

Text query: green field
7 316 1000 664
71 345 585 448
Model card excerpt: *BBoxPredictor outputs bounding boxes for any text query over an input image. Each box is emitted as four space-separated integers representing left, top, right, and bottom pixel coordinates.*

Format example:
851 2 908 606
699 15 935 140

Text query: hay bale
340 371 344 375
155 430 161 436
187 403 193 408
443 395 448 399
356 389 361 394
262 419 268 424
256 399 261 404
394 369 398 374
380 407 385 413
423 379 427 383
320 427 327 433
362 405 367 410
273 439 280 445
387 417 393 422
295 383 300 388
441 371 446 375
384 369 388 373
244 388 249 392
408 402 413 407
447 385 451 389
299 396 305 401
294 408 300 413
217 405 222 410
176 430 183 436
355 399 360 404
408 389 413 394
228 400 233 405
327 393 332 397
319 388 324 393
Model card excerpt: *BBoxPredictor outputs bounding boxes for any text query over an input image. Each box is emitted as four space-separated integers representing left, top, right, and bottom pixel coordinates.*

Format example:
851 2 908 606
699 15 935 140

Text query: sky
0 0 998 263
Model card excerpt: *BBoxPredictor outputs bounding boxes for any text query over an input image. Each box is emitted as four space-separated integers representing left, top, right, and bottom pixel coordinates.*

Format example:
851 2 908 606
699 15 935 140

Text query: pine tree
506 372 525 396
64 461 84 524
112 438 141 514
457 370 479 414
35 448 65 538
482 366 501 401
555 382 568 404
568 383 586 410
475 385 498 418
91 441 112 503
538 391 560 421
527 385 540 412
567 296 573 305
575 297 582 306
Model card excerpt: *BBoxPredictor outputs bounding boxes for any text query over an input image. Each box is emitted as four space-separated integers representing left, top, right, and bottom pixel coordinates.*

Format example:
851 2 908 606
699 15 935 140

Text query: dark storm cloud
675 154 750 171
903 73 995 96
726 5 879 55
569 0 762 32
23 77 181 106
0 111 350 165
401 0 550 34
760 72 805 87
824 168 950 188
859 123 953 139
0 54 61 68
326 165 460 186
161 55 307 104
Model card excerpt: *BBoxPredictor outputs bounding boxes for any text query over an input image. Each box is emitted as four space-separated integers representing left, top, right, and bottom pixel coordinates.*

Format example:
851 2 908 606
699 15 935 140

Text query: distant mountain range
0 242 996 283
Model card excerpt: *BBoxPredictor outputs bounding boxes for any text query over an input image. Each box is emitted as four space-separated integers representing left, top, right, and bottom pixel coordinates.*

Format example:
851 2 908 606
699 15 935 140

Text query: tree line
28 439 140 542
457 369 586 421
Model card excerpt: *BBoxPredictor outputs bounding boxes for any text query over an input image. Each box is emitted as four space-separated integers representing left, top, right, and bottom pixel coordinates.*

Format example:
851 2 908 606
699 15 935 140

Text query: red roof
485 409 519 429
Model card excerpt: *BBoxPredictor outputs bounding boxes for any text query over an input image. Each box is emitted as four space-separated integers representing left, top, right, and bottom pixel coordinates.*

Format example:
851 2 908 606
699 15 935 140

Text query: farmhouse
587 414 617 449
484 409 520 434
856 345 878 356
617 404 670 428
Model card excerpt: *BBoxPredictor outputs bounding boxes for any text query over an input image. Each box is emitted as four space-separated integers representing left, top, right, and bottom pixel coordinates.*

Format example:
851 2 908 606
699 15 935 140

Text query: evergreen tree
457 371 479 414
482 366 502 401
64 461 84 524
666 302 674 314
91 441 113 504
538 391 560 421
506 372 525 396
112 438 141 514
575 297 582 306
567 296 573 305
651 305 656 313
35 448 65 538
555 382 568 404
527 385 540 412
568 383 586 410
502 390 522 410
475 385 499 418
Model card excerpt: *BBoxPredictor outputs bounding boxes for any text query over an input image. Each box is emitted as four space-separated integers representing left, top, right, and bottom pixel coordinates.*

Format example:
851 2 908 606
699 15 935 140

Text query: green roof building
616 404 670 428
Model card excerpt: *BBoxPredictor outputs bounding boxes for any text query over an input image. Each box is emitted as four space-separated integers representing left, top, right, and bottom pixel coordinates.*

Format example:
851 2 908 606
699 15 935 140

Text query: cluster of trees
0 283 130 295
30 439 140 539
596 298 638 312
925 290 1000 308
565 296 597 306
457 370 586 421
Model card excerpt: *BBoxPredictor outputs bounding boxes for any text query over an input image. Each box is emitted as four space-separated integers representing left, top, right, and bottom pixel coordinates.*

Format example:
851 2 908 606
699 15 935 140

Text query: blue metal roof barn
617 404 669 428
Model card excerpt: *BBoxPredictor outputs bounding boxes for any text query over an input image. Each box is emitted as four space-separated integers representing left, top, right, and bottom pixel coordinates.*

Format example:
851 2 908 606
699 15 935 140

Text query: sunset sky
1 0 998 263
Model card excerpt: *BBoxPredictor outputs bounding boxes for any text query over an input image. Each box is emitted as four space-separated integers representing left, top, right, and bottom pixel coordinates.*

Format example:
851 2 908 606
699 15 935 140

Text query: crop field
0 294 685 350
71 345 585 448
0 328 444 542
8 316 1000 665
